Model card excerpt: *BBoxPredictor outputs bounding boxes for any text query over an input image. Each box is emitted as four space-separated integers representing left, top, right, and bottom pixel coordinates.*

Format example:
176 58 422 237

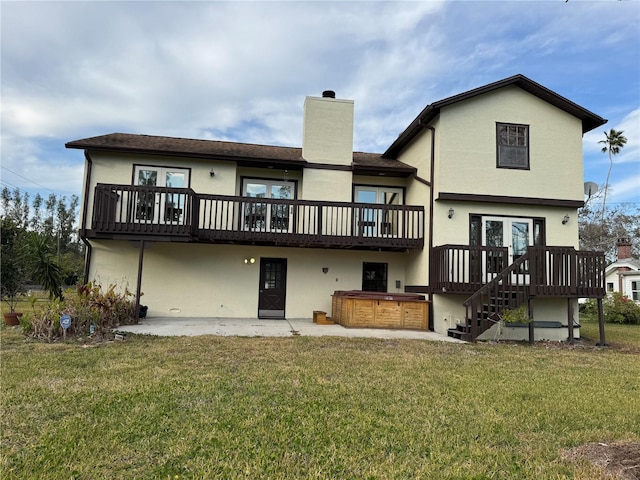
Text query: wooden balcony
431 244 606 298
89 184 424 250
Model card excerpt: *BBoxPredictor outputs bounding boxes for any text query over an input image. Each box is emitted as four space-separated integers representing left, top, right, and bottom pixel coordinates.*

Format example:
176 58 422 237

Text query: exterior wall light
562 215 570 225
322 267 329 274
448 208 455 219
210 169 215 177
244 257 256 264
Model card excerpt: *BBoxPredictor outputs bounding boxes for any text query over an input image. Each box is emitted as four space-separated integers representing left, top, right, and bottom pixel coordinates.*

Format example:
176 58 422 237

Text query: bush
583 293 640 325
23 281 138 342
604 292 640 325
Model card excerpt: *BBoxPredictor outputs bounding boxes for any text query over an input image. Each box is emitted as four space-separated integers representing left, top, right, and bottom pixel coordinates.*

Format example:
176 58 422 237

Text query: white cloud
1 0 638 205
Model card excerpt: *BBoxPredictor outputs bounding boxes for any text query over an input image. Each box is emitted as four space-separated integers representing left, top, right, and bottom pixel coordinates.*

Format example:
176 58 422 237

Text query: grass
580 314 640 349
1 322 639 479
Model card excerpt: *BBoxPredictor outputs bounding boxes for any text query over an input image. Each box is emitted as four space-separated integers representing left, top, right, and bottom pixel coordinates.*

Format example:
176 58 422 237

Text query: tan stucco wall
300 169 353 202
436 85 584 201
431 294 579 338
88 241 407 319
302 96 354 165
85 152 238 228
432 202 579 249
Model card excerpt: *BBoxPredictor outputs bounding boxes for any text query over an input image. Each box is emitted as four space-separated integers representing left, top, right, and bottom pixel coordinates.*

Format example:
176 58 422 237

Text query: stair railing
462 250 532 341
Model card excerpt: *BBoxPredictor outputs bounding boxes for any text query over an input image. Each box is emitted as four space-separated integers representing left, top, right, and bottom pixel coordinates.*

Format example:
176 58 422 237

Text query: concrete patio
115 317 464 342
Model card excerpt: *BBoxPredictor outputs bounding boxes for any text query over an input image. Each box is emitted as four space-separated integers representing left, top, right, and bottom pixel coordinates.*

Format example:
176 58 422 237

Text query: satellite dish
584 181 598 198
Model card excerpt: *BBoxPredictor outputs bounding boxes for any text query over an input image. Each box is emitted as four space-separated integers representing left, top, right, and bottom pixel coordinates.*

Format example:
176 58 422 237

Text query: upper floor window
497 123 529 169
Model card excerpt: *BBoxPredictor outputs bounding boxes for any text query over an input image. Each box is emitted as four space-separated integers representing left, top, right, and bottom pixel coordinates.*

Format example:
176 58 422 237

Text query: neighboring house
66 74 608 341
605 237 640 303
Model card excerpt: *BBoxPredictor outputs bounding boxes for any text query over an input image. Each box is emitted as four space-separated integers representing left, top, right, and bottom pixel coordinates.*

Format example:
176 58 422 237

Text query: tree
26 232 63 301
0 217 28 312
598 128 627 223
579 199 640 262
0 188 84 285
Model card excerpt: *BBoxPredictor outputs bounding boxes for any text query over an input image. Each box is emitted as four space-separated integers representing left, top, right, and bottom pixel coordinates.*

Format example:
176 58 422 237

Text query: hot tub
331 290 429 330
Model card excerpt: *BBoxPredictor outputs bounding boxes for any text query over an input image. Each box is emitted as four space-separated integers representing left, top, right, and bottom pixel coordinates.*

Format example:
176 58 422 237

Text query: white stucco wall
85 152 238 229
88 241 407 319
431 294 579 339
302 96 354 165
436 86 584 201
300 169 353 202
432 202 579 249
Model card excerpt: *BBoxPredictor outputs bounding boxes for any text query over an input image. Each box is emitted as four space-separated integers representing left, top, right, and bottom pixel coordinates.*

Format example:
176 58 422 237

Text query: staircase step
447 328 467 340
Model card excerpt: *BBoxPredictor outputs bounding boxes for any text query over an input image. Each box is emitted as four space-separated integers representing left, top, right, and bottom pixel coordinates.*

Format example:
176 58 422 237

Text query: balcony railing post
91 185 424 249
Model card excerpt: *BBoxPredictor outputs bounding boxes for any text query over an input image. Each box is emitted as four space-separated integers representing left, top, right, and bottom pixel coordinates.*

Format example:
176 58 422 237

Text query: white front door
482 216 533 280
133 166 189 224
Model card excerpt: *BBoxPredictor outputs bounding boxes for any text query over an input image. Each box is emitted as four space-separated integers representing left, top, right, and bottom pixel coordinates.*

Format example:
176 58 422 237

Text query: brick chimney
616 237 632 260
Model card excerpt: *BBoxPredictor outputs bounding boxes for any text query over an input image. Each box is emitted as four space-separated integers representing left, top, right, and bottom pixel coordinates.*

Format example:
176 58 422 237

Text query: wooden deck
431 244 606 340
89 184 425 250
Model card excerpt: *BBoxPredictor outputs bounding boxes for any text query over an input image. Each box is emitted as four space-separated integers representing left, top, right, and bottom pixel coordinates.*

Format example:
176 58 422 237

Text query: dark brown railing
448 245 607 341
91 184 424 249
431 245 509 294
463 252 533 341
92 184 198 237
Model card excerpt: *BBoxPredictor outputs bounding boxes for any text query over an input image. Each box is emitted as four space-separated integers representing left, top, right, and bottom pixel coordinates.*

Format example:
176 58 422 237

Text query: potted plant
500 305 534 344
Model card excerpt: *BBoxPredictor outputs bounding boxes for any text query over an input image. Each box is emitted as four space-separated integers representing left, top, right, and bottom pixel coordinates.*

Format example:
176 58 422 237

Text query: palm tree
598 128 627 223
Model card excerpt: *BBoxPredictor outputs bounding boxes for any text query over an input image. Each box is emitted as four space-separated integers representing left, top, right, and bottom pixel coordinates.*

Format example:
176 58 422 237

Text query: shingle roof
383 74 607 158
66 133 416 176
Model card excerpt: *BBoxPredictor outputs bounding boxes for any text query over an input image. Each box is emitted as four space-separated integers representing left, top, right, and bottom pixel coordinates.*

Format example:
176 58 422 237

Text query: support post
567 298 574 345
135 240 145 323
597 297 606 347
527 298 534 345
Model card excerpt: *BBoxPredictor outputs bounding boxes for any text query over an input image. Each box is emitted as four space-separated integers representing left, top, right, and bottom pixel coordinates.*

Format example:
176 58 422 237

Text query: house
605 237 640 302
66 74 608 341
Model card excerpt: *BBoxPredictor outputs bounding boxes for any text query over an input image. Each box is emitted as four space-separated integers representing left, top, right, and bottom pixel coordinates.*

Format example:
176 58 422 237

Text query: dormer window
497 123 529 169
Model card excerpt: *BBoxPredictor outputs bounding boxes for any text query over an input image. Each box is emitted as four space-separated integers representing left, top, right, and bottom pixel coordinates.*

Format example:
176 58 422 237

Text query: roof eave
382 74 607 159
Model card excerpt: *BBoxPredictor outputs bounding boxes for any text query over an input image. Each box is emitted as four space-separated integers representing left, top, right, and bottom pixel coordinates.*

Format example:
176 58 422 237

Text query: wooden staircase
449 252 532 341
448 290 524 340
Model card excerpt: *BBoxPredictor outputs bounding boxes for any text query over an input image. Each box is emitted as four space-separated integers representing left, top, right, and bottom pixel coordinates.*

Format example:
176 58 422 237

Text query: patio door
258 258 287 319
355 186 403 237
243 179 295 233
482 217 533 280
133 166 189 224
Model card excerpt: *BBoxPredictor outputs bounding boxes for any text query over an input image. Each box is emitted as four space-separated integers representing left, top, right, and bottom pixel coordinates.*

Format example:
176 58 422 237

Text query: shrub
582 293 640 325
603 292 640 325
24 281 138 342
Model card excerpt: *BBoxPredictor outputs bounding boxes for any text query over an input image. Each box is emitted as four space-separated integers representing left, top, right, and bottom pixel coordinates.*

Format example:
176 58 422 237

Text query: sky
1 0 639 210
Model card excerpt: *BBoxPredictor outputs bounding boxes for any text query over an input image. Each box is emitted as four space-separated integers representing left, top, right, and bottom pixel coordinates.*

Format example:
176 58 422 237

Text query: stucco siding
431 294 579 338
302 96 354 165
432 202 579 248
300 169 353 202
88 241 407 319
437 86 584 201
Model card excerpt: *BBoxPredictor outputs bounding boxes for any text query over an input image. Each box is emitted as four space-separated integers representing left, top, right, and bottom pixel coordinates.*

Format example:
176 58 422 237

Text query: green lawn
1 323 639 479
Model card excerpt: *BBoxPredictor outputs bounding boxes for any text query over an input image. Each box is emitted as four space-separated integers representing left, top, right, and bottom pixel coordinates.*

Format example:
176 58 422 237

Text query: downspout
422 123 436 331
80 150 93 284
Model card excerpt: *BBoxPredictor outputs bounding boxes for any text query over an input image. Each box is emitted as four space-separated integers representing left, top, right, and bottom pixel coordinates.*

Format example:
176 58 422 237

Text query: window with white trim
632 281 639 301
354 186 403 237
241 178 295 232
